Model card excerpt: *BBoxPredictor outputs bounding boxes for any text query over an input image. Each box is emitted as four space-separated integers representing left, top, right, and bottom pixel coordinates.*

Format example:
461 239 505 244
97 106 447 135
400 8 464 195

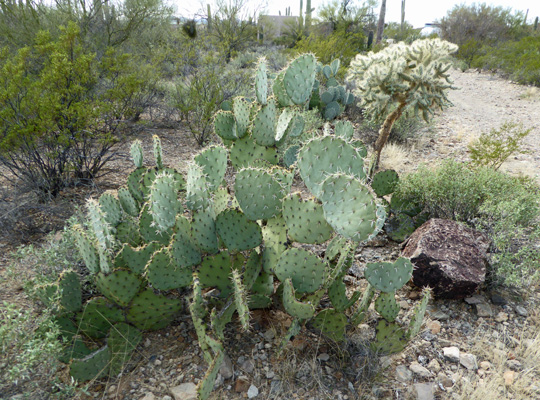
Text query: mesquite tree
347 38 458 175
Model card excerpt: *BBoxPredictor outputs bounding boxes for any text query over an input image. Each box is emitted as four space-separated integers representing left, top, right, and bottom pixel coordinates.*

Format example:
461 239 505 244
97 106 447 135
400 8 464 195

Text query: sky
175 0 540 28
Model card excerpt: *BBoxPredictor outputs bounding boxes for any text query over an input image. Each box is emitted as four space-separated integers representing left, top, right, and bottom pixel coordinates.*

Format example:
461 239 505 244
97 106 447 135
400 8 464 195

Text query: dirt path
427 68 540 182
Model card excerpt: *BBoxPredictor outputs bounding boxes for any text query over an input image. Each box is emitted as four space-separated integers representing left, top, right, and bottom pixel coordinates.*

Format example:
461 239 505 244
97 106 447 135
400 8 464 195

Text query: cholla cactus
347 38 458 174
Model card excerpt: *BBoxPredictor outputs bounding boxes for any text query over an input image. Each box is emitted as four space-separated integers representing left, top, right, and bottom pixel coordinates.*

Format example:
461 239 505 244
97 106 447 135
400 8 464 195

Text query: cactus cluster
63 54 431 399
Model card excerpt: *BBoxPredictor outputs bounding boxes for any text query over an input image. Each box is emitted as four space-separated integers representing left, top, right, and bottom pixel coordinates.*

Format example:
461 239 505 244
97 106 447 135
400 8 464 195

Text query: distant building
420 23 441 37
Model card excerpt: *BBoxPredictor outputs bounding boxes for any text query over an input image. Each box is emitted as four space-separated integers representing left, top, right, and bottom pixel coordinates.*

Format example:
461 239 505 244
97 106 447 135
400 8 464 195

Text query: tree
347 38 458 174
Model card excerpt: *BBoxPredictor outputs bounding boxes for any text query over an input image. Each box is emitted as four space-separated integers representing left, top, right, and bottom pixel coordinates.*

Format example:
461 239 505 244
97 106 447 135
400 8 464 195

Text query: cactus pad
364 257 413 292
198 252 245 298
285 114 305 137
282 278 315 320
275 107 295 142
261 216 287 274
126 289 183 330
191 208 218 254
130 140 144 168
150 172 181 232
194 145 228 192
283 145 300 168
233 97 251 138
115 218 142 247
324 101 341 120
311 309 347 341
87 199 115 251
94 269 143 307
152 135 164 169
272 71 294 107
283 54 317 105
186 164 212 212
170 216 202 268
407 287 431 339
255 58 268 105
99 191 123 227
375 291 400 322
274 248 328 294
231 268 250 330
197 350 224 400
334 120 354 140
70 346 111 382
328 279 361 312
127 167 146 203
372 320 408 354
146 248 192 290
117 187 139 217
108 323 142 376
77 297 124 338
73 226 100 274
139 204 173 245
252 100 277 146
230 136 279 168
297 136 366 198
371 169 399 197
214 110 237 140
115 242 160 274
215 208 263 251
282 193 333 244
319 173 378 242
235 168 285 221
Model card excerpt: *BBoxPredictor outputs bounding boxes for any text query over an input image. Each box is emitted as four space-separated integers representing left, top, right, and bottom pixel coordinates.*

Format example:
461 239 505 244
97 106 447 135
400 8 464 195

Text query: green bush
395 160 540 286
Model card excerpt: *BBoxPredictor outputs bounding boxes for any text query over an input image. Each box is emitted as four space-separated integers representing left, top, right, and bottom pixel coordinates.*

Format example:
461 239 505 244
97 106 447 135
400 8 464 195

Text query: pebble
162 397 172 400
219 355 234 380
399 300 410 309
247 385 259 399
263 329 275 341
427 359 441 373
170 382 197 400
428 320 441 334
515 305 528 317
443 346 460 363
480 361 491 370
241 359 255 374
491 293 507 305
154 359 162 366
438 372 454 388
495 312 509 322
465 295 485 305
410 361 432 378
413 382 434 400
234 376 250 393
396 365 413 382
476 303 493 317
317 353 330 362
459 353 478 370
504 370 515 386
506 359 522 371
140 394 156 400
431 311 449 320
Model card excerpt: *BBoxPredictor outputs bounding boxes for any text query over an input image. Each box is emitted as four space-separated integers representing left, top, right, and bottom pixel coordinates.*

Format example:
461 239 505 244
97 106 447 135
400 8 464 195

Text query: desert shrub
472 36 540 86
383 21 421 44
468 121 533 169
395 160 540 286
0 23 152 198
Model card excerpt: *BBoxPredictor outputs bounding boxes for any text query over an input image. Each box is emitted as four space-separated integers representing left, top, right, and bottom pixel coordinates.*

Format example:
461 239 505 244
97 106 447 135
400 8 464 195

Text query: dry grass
379 143 416 175
519 87 540 100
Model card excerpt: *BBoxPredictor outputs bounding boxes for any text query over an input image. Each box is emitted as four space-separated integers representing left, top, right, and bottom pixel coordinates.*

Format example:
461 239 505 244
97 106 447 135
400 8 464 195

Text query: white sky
176 0 539 28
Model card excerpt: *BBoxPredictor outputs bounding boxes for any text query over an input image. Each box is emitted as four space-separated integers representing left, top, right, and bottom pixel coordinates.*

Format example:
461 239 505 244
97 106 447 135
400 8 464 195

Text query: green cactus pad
127 167 146 203
140 168 157 199
211 300 236 341
407 287 431 339
324 235 348 262
375 291 400 322
126 289 183 330
271 166 294 192
351 283 376 325
59 337 92 364
149 172 181 232
328 279 361 312
73 226 100 274
324 101 341 120
214 110 237 140
130 140 144 168
249 294 273 309
272 71 294 107
251 269 274 297
194 145 228 192
274 248 328 294
191 208 219 254
108 323 142 376
243 251 263 290
284 54 317 105
252 99 277 146
58 271 82 313
389 193 423 217
319 174 378 242
261 216 287 274
364 257 413 293
372 320 408 354
170 216 202 268
322 65 332 79
197 350 224 400
330 59 340 75
139 204 173 245
311 309 347 341
213 187 230 215
384 214 416 243
285 114 305 137
230 136 279 168
215 208 263 251
99 191 123 227
198 252 246 298
282 278 315 320
54 316 78 342
320 90 335 104
94 269 143 307
70 346 111 382
282 193 334 244
234 168 286 221
297 136 366 198
77 297 124 339
115 218 142 247
255 58 268 105
283 145 300 168
334 120 354 140
371 169 399 197
231 268 250 330
117 187 139 217
275 107 295 142
115 242 160 274
87 199 115 251
145 248 192 290
186 164 212 212
233 97 251 138
278 318 301 354
152 135 164 169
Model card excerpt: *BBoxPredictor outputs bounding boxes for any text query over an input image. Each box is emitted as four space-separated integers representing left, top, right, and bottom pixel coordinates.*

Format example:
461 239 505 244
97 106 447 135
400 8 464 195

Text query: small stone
480 361 491 370
263 329 275 341
247 385 259 399
428 320 441 334
410 361 432 378
317 353 330 362
515 305 528 317
234 376 250 393
154 359 162 366
140 394 156 400
162 396 172 400
399 300 410 309
495 312 509 322
219 355 234 380
408 291 420 300
490 293 507 305
443 346 460 363
170 382 197 400
107 385 117 394
431 311 449 320
427 359 441 373
476 303 493 317
438 372 454 388
506 359 522 371
413 382 434 400
145 338 151 347
241 359 255 374
266 370 275 379
459 353 478 370
503 370 515 386
465 295 485 305
396 365 412 382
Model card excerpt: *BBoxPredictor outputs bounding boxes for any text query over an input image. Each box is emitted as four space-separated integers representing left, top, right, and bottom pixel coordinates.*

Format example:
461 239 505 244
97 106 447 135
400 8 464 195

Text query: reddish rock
402 219 490 299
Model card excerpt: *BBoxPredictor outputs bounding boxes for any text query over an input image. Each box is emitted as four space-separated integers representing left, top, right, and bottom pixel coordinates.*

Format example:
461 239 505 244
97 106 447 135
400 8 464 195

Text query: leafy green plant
468 121 533 170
